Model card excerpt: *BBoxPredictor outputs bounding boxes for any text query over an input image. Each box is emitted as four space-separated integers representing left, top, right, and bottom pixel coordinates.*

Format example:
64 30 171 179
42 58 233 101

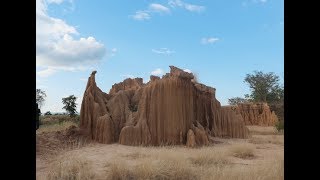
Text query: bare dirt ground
36 124 283 180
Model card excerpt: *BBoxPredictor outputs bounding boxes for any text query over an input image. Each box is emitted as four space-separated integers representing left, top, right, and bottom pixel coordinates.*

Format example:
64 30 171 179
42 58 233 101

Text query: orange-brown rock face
228 103 278 126
80 66 249 147
109 78 144 95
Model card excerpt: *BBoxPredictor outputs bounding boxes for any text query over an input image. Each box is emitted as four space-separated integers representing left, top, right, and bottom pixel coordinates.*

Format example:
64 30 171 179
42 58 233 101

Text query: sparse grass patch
247 125 283 135
40 115 80 126
275 120 284 132
249 135 284 145
123 152 149 159
37 121 77 134
47 154 95 180
201 159 283 180
229 144 255 159
106 158 198 180
189 148 229 167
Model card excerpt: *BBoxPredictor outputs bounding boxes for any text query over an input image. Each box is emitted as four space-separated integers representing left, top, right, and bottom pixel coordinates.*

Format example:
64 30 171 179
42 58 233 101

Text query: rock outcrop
80 66 249 147
225 103 278 126
186 129 196 148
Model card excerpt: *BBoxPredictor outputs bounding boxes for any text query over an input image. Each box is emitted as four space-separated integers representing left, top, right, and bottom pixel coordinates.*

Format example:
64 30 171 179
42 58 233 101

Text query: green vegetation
228 71 284 123
36 89 47 108
275 120 284 132
62 95 77 117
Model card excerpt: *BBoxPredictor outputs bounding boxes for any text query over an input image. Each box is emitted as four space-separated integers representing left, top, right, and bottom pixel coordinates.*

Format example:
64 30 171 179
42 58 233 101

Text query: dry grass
37 121 77 134
249 135 284 145
229 144 255 159
106 159 198 180
122 152 149 159
247 125 283 135
201 159 284 180
38 142 283 180
40 115 79 125
37 123 283 180
47 154 95 180
188 148 229 167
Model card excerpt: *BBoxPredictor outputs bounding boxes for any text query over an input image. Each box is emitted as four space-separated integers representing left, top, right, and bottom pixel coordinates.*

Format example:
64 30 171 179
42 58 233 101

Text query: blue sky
36 0 284 113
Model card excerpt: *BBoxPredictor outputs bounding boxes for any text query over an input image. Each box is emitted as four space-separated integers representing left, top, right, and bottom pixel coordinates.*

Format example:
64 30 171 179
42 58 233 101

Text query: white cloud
109 48 118 56
183 69 192 73
130 3 170 21
243 0 268 6
149 3 170 13
152 48 175 55
201 37 219 44
184 4 205 12
130 11 151 20
168 0 205 12
47 0 64 4
37 68 57 77
36 0 106 76
151 68 164 76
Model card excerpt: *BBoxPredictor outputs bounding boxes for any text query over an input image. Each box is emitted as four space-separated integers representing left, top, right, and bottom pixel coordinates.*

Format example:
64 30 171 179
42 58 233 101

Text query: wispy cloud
121 74 135 79
47 0 64 4
149 3 170 13
37 68 57 77
168 0 205 12
131 1 203 21
152 48 175 55
130 3 170 21
110 48 118 56
183 69 192 73
151 68 164 76
130 11 151 21
242 0 268 7
201 37 219 44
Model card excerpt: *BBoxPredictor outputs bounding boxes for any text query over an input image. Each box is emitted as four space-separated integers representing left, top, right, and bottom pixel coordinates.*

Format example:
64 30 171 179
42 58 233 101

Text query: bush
229 144 255 159
44 111 52 115
275 120 284 132
47 154 95 180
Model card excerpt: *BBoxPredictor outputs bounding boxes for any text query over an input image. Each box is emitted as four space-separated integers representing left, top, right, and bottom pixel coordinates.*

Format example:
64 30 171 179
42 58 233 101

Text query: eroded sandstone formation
80 66 249 147
225 103 278 126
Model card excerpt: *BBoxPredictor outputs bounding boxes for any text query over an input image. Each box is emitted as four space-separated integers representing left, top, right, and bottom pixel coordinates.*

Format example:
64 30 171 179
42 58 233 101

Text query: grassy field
36 116 284 180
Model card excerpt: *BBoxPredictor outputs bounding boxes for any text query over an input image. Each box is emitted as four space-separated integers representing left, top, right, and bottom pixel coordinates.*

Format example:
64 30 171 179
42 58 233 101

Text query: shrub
229 144 255 159
44 111 52 115
275 120 284 132
47 155 95 180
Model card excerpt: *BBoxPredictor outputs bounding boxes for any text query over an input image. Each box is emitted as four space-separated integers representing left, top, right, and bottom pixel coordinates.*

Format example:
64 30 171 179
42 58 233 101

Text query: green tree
36 89 47 108
244 71 283 103
244 71 284 122
228 97 248 105
44 111 52 115
62 95 77 117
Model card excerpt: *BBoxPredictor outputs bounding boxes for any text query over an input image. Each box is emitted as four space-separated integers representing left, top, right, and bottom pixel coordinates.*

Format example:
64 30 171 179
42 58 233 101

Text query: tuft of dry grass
106 159 198 180
247 125 283 135
249 135 284 145
189 148 229 167
200 159 284 180
37 121 77 134
229 144 255 159
122 152 149 159
47 154 95 180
